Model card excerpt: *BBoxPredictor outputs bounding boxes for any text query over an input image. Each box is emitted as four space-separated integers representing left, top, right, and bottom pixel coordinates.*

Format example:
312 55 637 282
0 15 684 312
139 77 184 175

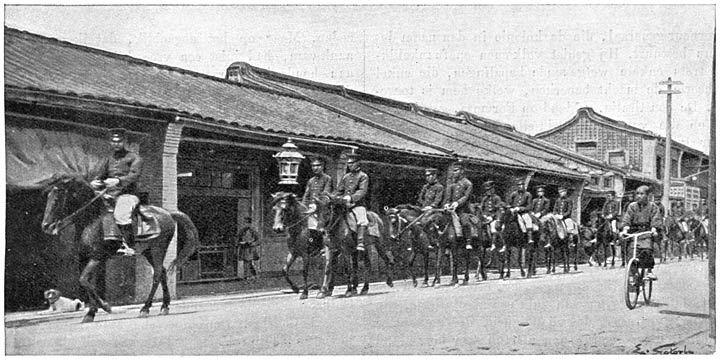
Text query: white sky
4 4 716 153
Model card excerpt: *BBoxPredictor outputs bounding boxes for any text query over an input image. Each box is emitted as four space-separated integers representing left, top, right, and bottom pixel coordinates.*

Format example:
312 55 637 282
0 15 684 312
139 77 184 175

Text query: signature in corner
633 343 695 355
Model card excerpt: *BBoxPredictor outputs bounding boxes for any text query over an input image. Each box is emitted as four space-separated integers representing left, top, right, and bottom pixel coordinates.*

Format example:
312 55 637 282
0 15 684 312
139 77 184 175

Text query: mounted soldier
302 157 334 242
443 160 478 250
507 179 534 245
530 185 552 248
333 152 369 251
478 180 503 252
553 186 579 242
90 128 143 256
418 168 444 211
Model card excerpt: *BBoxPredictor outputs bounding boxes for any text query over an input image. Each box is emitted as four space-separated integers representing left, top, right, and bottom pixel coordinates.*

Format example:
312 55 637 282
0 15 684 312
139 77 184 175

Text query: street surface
5 259 714 355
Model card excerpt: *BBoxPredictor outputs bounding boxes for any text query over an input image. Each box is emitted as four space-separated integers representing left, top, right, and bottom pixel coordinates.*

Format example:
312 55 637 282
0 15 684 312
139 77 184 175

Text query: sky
3 4 716 153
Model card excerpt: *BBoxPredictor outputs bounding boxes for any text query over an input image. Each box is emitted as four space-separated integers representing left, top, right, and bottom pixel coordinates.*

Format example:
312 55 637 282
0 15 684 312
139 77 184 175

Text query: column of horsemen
296 154 709 287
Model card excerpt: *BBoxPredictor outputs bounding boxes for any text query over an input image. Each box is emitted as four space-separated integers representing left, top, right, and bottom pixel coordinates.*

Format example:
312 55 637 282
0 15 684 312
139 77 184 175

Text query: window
608 150 626 167
576 141 598 158
603 177 613 188
656 156 663 179
178 168 249 189
590 176 600 186
671 159 679 177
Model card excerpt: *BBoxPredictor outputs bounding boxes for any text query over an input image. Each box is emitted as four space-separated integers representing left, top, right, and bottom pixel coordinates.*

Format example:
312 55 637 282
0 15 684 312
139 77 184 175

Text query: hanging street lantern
273 139 305 185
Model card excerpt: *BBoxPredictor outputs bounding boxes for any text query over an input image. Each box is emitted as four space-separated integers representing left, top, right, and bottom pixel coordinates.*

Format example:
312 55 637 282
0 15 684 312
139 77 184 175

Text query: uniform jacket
530 197 551 216
621 201 663 231
553 197 573 219
418 182 444 208
334 170 369 207
444 177 473 213
94 149 143 196
507 190 532 213
302 173 333 205
479 193 503 218
601 199 621 220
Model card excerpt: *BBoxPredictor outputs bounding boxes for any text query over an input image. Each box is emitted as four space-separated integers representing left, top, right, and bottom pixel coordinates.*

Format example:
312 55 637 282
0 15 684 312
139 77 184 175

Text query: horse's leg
374 239 394 288
283 252 300 294
139 249 165 318
432 245 441 287
79 258 106 323
318 247 334 298
299 254 310 300
450 241 459 286
421 249 430 287
407 249 418 287
520 243 526 278
360 251 371 295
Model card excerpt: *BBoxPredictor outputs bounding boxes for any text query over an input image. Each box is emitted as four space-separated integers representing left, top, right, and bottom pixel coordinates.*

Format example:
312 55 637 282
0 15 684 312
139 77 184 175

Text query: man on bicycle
620 185 663 281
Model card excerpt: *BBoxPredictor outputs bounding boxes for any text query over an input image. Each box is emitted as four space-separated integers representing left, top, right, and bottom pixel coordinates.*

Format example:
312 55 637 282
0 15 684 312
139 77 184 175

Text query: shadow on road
77 311 200 325
659 310 710 319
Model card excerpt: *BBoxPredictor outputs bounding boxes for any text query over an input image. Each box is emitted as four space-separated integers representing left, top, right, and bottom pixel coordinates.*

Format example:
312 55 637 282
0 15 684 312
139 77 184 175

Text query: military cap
310 157 325 166
636 185 651 193
535 185 546 192
109 128 127 142
346 152 360 161
607 190 616 196
424 168 438 176
450 159 466 169
482 180 496 190
558 186 570 193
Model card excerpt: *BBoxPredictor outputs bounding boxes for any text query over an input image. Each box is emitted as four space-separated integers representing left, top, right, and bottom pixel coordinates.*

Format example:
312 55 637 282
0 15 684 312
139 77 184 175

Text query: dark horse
40 174 199 323
496 205 527 279
592 213 620 268
540 216 575 273
663 216 687 261
384 205 440 288
319 194 394 297
271 192 329 299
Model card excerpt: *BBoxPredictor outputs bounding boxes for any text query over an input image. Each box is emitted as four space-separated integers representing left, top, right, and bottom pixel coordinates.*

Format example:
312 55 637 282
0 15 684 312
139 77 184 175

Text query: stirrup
356 243 366 251
465 244 473 250
117 242 136 256
498 245 506 253
589 238 597 243
490 244 496 251
544 243 552 248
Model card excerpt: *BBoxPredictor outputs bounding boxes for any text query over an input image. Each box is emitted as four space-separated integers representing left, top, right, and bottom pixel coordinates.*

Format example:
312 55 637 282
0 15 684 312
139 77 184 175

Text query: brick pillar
135 121 184 301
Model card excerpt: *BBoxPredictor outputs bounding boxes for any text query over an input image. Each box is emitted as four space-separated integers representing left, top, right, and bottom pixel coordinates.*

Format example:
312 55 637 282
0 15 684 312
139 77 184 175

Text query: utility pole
658 77 682 211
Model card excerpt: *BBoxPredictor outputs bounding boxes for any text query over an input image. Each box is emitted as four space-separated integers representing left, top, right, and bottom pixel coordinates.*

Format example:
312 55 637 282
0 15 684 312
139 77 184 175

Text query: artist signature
633 343 695 354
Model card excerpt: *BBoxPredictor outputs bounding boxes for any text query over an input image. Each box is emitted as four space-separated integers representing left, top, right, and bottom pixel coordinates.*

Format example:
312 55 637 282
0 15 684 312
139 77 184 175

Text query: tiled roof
237 63 585 178
537 107 707 158
4 27 446 157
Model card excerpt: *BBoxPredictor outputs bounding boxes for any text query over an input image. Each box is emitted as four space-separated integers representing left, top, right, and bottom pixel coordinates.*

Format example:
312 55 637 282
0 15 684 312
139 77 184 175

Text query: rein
54 188 107 232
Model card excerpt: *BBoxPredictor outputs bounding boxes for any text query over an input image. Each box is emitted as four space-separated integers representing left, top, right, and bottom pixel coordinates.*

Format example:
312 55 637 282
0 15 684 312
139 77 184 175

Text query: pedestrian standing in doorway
238 217 260 280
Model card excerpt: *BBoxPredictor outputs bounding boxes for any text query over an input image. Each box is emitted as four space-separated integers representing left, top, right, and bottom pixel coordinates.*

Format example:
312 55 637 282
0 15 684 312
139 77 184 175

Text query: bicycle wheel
642 270 653 304
625 258 640 309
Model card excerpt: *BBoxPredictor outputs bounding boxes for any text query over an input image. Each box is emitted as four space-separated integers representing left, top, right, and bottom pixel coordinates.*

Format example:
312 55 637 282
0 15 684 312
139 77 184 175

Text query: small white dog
38 289 84 315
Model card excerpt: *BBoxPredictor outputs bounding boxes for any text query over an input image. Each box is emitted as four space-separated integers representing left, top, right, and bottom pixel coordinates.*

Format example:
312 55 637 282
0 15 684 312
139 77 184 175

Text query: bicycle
621 230 655 309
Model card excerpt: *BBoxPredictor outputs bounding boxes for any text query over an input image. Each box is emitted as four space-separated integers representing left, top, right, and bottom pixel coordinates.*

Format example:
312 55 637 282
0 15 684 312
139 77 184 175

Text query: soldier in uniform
333 153 370 251
601 190 621 233
418 168 444 210
553 186 578 242
530 185 552 248
507 179 534 244
90 128 144 256
620 185 663 281
302 157 334 241
443 160 478 250
479 181 503 252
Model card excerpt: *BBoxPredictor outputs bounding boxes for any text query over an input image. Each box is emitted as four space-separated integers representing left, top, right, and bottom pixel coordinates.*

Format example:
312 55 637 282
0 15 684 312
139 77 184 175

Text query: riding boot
465 237 472 250
117 224 136 256
356 225 367 251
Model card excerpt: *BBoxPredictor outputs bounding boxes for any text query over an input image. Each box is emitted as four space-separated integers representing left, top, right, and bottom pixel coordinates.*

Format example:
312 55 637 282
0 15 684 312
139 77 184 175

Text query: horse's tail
168 211 200 274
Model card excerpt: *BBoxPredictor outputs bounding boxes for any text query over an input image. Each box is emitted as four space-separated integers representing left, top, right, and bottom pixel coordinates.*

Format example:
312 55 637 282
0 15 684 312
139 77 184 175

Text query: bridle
50 186 107 234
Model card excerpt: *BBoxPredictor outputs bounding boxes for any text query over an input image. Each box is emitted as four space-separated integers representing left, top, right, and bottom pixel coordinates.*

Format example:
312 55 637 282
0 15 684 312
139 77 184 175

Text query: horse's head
40 174 91 235
384 205 414 240
271 192 297 233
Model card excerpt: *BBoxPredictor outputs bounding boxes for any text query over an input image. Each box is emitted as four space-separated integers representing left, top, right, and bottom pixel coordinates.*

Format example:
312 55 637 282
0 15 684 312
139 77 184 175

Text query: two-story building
536 107 710 210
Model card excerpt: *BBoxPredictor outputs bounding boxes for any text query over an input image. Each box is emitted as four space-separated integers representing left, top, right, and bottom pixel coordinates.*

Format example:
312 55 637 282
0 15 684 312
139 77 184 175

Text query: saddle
345 211 381 237
101 205 161 241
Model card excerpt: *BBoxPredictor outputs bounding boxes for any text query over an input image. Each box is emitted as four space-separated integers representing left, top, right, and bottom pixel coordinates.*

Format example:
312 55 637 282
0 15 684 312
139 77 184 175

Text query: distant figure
238 217 260 280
